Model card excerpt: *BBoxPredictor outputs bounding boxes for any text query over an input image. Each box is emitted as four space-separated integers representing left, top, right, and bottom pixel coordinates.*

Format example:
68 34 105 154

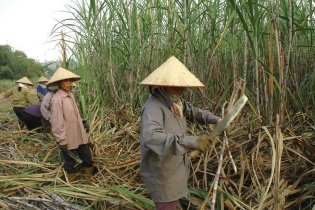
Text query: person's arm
24 88 38 104
4 88 13 98
184 101 221 125
141 108 198 156
40 95 51 120
36 86 45 99
51 96 67 145
38 93 44 100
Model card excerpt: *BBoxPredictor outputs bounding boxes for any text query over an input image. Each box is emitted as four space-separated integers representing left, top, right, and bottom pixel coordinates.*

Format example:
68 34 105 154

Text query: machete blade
189 95 248 159
210 95 248 138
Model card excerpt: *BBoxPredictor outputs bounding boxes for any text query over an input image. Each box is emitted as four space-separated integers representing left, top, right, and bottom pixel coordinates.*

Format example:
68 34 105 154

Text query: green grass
0 79 15 93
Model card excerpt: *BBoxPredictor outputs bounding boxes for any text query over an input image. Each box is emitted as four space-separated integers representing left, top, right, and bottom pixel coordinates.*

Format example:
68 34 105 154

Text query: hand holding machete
189 95 248 159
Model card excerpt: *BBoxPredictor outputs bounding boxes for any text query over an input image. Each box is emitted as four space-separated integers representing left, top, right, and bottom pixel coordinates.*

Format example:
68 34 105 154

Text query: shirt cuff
207 115 221 124
180 136 198 149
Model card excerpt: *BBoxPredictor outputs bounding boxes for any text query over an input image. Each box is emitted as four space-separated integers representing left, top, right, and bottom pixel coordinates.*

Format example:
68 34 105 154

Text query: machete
66 150 83 164
188 95 248 159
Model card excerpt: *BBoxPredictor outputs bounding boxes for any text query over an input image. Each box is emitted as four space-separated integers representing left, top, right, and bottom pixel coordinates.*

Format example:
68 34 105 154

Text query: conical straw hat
139 56 205 88
15 77 33 86
47 67 81 86
38 76 48 82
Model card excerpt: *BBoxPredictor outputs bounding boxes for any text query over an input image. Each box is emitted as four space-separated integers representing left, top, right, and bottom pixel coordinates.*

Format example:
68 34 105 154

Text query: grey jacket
140 88 220 202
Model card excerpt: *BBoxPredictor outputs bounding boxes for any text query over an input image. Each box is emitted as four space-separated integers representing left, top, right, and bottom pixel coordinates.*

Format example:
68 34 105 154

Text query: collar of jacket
152 88 178 110
58 89 72 98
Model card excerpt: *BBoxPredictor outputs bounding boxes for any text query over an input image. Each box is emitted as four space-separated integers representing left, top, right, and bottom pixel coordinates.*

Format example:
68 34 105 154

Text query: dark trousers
13 107 26 126
41 118 51 134
61 144 93 173
22 112 42 131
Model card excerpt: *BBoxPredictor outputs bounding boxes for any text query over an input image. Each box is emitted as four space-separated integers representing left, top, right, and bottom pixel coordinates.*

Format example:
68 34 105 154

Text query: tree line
0 45 45 80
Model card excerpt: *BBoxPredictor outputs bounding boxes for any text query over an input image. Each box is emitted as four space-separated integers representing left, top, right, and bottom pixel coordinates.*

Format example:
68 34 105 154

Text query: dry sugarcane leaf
224 198 236 210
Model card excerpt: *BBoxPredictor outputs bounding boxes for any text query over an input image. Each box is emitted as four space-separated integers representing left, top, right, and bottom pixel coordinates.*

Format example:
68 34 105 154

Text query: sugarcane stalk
225 136 237 174
61 30 66 68
210 106 237 210
210 102 227 210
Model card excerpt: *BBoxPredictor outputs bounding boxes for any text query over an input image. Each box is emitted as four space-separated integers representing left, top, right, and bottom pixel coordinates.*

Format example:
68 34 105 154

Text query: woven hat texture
47 67 81 86
38 76 48 83
139 55 204 87
15 77 33 86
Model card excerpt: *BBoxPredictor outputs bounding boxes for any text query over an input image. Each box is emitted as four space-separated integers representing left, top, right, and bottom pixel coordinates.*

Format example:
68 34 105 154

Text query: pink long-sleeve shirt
50 89 88 149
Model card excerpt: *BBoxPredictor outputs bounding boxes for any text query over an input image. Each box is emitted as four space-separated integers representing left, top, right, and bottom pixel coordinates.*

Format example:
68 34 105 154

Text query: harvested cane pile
0 94 315 210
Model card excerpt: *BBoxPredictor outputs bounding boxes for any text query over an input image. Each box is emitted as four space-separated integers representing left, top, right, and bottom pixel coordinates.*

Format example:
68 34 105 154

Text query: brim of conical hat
15 77 33 86
139 56 205 88
38 76 48 82
47 67 81 86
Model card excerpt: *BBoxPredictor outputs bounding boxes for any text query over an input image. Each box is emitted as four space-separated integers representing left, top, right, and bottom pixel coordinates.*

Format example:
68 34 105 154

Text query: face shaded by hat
17 83 26 88
46 67 81 87
48 85 59 91
15 77 33 86
139 55 204 88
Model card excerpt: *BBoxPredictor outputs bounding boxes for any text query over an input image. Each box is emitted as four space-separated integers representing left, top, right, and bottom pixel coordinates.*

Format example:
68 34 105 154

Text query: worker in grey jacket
139 56 222 210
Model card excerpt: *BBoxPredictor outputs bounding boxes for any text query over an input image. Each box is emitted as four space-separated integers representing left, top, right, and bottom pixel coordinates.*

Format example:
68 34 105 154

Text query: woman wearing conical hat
47 67 94 182
4 77 37 127
139 56 222 209
36 76 49 100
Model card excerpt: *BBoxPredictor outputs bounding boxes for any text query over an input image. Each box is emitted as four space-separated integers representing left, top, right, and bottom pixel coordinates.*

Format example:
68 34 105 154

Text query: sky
0 0 74 63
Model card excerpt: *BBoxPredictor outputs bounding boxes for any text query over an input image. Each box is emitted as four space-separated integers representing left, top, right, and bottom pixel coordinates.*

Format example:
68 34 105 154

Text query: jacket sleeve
141 107 197 156
51 96 67 145
36 85 41 93
4 88 13 98
184 101 220 125
40 94 51 120
24 88 38 105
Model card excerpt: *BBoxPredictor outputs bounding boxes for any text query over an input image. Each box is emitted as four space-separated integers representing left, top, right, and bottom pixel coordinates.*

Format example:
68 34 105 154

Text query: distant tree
0 45 45 80
0 66 13 79
0 45 13 66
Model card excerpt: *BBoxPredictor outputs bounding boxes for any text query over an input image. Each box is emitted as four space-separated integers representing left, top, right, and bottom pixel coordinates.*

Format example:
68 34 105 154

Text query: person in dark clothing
22 103 42 132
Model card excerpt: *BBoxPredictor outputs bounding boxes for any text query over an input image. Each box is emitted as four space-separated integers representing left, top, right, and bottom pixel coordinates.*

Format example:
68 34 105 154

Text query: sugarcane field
0 0 315 210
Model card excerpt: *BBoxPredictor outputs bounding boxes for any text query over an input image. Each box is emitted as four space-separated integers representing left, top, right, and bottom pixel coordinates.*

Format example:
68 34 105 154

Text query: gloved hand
82 119 90 133
59 144 68 151
196 135 212 153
